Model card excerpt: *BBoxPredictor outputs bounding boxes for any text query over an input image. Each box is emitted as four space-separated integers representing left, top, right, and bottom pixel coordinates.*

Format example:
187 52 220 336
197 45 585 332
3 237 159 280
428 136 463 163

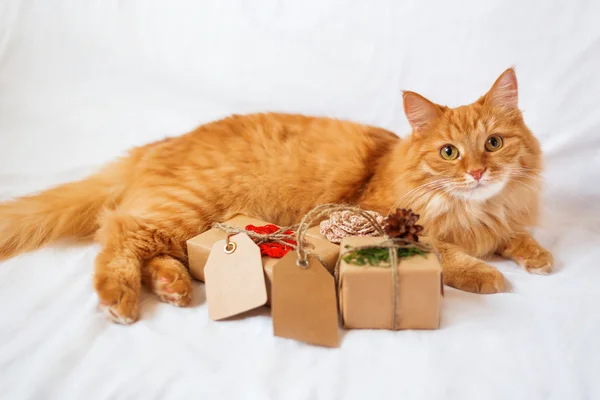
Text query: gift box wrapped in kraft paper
186 214 339 303
337 236 443 330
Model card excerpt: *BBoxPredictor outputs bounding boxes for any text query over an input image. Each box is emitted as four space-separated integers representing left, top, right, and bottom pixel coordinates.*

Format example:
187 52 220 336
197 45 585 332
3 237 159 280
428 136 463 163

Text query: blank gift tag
272 251 340 347
204 233 267 320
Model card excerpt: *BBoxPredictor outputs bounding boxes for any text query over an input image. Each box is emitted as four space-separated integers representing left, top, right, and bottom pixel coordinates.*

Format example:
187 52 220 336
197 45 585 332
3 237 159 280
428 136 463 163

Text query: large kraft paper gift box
186 214 339 303
338 236 443 330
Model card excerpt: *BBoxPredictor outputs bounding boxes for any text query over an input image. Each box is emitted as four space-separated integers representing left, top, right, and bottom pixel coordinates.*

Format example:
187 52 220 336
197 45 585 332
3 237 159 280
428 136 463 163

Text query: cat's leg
435 241 505 294
94 211 184 324
142 255 192 307
497 232 553 275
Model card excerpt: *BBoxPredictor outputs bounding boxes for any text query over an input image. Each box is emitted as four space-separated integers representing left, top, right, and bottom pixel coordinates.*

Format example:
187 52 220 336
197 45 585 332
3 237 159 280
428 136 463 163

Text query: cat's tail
0 165 125 261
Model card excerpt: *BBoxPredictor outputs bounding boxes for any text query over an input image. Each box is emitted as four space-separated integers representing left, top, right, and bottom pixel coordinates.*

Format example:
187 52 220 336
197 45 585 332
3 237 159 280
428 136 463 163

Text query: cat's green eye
485 135 503 152
440 145 459 160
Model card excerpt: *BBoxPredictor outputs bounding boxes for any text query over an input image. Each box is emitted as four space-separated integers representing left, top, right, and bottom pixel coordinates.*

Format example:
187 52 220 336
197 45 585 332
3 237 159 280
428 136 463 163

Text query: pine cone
383 208 424 242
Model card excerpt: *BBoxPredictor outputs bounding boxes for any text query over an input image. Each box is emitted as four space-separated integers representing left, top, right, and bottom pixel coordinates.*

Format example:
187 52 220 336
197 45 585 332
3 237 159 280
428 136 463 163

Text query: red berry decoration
245 224 297 258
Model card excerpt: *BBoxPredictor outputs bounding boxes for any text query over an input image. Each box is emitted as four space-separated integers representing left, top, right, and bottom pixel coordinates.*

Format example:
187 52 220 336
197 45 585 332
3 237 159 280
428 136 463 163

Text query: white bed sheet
1 1 600 399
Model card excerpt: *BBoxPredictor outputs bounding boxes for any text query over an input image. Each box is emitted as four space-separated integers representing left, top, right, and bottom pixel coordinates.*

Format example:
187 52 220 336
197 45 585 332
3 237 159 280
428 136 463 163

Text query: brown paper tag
272 251 340 347
204 233 267 320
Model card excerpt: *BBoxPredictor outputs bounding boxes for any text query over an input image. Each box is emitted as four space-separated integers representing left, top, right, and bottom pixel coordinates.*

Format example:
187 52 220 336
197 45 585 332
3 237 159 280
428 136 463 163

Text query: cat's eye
485 135 503 152
440 145 459 160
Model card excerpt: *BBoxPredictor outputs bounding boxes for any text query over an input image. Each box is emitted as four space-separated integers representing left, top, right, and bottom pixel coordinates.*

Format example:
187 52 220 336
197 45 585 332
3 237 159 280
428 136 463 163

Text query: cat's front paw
444 261 505 294
498 234 554 275
520 250 553 275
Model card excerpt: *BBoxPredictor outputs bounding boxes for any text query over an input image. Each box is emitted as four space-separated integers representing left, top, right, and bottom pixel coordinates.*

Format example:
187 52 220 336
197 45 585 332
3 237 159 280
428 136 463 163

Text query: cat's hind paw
95 275 140 324
143 255 192 307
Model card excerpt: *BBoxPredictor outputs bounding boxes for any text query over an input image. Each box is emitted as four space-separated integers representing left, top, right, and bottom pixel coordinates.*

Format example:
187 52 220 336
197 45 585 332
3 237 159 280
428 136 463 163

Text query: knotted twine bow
211 222 296 247
211 218 333 269
211 221 299 256
244 224 296 258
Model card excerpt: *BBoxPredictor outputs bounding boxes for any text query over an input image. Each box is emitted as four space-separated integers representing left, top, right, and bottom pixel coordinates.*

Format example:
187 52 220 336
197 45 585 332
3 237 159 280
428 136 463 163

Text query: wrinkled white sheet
1 1 599 399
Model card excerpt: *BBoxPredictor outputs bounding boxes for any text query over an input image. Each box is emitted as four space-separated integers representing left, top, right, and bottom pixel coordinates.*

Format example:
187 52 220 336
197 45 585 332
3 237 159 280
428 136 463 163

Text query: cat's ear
484 67 518 110
402 91 443 131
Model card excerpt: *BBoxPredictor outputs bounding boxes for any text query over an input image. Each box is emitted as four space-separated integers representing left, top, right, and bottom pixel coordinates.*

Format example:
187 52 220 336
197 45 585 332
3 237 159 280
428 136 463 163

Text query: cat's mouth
451 174 508 202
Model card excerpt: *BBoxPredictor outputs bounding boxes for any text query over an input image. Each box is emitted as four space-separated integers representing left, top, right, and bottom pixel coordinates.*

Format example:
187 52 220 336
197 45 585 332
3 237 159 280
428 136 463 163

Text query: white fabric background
1 1 599 399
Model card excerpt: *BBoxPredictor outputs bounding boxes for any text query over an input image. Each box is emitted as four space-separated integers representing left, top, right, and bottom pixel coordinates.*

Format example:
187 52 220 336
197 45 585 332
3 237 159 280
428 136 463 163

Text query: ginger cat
0 68 552 324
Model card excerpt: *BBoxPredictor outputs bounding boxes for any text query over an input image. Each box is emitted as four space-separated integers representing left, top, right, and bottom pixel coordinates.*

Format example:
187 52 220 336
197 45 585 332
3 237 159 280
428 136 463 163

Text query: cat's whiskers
427 180 473 209
391 180 459 218
400 181 455 207
387 178 453 215
508 175 555 207
503 168 545 182
426 185 458 215
441 179 486 201
508 168 592 204
397 187 448 216
502 169 560 207
388 166 549 218
504 169 542 178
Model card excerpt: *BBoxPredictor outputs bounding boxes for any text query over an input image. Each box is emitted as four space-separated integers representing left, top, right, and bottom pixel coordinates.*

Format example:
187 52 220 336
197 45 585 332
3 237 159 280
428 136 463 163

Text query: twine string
389 243 398 329
212 222 299 249
211 220 332 269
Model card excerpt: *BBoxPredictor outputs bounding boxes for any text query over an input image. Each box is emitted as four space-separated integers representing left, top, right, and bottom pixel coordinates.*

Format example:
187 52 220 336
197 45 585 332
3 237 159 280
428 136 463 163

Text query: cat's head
401 68 542 203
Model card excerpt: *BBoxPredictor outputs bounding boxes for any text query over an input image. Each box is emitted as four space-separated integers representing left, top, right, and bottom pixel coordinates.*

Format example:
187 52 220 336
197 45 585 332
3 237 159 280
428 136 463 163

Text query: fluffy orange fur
0 68 552 323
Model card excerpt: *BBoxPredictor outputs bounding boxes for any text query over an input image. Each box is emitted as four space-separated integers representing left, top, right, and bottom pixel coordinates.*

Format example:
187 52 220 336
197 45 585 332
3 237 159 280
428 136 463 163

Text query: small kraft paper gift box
337 236 443 330
186 214 339 303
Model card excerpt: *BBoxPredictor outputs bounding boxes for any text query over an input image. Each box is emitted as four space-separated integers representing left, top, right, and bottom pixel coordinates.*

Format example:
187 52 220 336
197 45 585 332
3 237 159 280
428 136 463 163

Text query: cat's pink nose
468 168 486 181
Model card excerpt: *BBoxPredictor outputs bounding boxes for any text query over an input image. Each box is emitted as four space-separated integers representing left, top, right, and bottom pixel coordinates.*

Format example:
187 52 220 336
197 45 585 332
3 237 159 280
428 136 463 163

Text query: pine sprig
342 245 427 267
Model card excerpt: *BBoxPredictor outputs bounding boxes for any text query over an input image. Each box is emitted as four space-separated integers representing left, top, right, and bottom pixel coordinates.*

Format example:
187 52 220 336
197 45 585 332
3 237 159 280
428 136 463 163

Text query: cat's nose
468 168 486 181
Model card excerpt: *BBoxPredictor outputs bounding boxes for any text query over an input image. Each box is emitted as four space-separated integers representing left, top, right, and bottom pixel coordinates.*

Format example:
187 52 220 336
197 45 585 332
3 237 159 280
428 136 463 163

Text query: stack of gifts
185 205 444 347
